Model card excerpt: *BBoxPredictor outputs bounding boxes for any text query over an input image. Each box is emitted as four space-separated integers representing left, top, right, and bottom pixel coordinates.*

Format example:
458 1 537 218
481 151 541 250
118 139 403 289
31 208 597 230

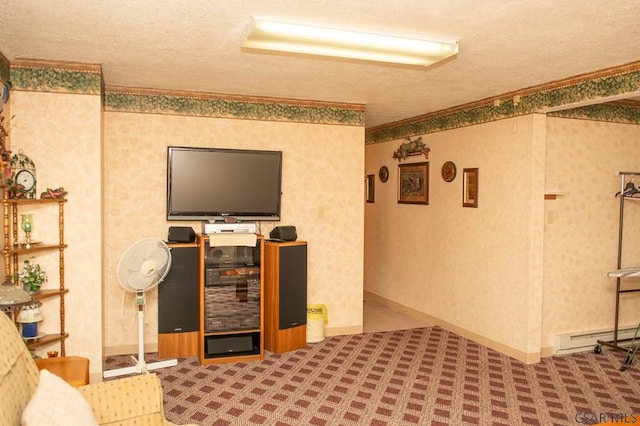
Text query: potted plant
19 258 47 294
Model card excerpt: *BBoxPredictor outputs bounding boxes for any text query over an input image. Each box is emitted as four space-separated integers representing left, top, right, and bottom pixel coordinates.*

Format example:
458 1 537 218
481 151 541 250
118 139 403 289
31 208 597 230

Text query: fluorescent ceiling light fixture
243 18 458 67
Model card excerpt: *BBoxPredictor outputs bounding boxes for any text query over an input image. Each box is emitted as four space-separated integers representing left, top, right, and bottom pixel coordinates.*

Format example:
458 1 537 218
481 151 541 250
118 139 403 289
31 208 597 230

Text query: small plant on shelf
19 258 47 294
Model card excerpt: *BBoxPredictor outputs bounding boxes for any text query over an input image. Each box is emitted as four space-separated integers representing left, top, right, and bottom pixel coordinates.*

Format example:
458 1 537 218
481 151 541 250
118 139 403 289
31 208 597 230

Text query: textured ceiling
1 1 639 128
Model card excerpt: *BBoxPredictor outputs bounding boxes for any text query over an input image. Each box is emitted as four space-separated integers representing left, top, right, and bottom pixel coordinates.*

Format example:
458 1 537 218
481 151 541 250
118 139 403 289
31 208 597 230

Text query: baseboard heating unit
553 326 637 355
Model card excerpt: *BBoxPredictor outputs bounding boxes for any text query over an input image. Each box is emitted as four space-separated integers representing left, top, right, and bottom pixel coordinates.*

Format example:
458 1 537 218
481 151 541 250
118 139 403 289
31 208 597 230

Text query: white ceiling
1 1 639 128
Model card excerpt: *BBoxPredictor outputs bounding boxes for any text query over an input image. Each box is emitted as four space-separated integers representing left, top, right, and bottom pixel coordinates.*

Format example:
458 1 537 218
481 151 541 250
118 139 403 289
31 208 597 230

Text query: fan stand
103 292 177 379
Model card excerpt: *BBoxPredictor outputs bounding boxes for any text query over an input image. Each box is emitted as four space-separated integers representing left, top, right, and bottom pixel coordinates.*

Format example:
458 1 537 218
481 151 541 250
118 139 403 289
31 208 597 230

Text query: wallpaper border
104 86 365 126
7 56 640 134
10 59 102 95
366 61 640 144
547 100 640 123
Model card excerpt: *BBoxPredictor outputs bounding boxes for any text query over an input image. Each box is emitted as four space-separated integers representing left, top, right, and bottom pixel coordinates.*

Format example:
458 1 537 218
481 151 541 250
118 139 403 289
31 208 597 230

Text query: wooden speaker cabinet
158 243 199 358
264 240 307 353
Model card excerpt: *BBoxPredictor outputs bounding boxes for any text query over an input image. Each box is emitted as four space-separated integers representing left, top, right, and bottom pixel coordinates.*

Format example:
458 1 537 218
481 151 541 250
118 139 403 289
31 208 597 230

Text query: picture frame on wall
366 174 375 203
463 168 479 208
398 162 429 204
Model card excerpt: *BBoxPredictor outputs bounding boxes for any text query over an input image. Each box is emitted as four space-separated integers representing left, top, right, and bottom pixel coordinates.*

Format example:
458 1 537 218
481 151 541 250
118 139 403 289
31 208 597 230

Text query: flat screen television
167 146 282 222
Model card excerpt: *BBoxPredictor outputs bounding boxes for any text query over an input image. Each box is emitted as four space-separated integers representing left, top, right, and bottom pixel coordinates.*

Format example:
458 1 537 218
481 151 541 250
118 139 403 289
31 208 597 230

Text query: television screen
167 146 282 222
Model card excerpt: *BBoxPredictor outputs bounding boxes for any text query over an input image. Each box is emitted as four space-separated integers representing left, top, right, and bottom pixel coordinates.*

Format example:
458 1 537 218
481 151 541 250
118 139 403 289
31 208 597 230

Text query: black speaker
168 226 196 243
158 246 199 333
278 244 307 330
270 226 297 242
205 334 255 355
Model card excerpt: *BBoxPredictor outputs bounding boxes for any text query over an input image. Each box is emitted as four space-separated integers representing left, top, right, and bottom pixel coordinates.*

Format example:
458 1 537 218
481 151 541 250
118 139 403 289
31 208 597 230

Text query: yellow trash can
306 304 328 343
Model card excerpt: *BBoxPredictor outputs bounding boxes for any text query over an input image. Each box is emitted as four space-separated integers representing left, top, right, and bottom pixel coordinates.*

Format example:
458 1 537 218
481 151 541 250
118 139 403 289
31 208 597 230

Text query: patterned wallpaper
7 89 103 372
6 58 366 360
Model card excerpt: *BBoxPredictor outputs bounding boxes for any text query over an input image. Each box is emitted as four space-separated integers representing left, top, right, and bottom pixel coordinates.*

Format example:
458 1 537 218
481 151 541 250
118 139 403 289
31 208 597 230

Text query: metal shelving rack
595 172 640 370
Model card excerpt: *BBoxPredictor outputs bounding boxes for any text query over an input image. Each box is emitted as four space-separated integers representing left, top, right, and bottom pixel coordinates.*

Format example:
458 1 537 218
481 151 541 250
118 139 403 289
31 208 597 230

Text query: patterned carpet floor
105 327 640 425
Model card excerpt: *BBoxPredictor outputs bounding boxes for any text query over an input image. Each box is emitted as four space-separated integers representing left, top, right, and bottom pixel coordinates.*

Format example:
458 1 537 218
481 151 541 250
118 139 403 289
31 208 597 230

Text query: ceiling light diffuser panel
243 18 458 67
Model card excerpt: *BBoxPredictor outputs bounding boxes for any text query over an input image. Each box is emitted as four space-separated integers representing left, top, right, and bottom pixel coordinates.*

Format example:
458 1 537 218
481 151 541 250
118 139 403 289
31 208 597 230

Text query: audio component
168 226 196 243
203 222 257 234
269 226 297 241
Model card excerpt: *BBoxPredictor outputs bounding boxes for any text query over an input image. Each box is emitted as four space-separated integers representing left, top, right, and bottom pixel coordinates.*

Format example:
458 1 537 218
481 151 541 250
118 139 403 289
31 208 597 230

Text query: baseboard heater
554 326 638 355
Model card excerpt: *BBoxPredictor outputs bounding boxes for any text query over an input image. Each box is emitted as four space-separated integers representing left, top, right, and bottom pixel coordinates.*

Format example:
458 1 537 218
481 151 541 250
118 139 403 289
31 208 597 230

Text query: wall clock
441 161 457 182
378 166 389 183
7 150 37 199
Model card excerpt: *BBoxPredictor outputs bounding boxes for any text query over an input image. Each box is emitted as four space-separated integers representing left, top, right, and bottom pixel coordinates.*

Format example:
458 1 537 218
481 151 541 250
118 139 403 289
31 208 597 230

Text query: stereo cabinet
197 234 264 365
264 240 307 354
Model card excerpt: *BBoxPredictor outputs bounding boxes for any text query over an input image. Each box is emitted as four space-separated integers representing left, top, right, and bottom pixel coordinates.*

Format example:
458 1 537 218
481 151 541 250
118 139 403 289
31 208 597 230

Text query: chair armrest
77 373 178 425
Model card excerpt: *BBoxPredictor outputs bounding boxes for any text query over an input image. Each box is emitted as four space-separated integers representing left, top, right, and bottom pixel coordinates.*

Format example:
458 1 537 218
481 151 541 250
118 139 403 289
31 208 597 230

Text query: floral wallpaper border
104 89 365 126
10 60 102 95
5 58 364 126
547 101 640 123
366 61 640 144
6 55 640 135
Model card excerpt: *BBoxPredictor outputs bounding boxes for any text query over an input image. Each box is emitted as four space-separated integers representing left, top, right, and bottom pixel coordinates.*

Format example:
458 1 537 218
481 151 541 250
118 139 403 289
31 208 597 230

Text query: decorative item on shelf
17 301 43 338
0 113 12 185
40 187 68 199
0 278 33 315
392 136 430 161
6 150 37 199
21 214 33 248
19 258 47 295
0 81 11 110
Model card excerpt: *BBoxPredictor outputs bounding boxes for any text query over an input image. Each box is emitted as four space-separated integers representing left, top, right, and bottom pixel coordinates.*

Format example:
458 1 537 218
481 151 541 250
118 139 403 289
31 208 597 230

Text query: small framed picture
463 168 478 208
366 174 375 203
398 162 429 204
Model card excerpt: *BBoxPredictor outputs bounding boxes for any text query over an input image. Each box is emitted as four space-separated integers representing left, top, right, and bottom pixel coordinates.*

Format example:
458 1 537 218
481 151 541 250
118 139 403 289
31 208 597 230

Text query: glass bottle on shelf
21 214 33 248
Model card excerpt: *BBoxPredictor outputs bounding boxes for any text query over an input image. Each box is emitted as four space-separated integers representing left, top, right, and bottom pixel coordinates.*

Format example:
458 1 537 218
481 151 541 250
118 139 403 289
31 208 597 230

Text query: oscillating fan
103 238 178 378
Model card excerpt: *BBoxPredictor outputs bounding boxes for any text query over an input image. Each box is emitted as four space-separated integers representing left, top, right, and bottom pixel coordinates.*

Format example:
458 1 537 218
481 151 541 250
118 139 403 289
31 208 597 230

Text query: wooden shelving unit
197 234 264 365
2 197 69 355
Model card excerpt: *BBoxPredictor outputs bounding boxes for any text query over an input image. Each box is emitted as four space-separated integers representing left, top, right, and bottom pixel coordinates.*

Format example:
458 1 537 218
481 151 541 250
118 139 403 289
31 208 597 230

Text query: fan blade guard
116 238 172 293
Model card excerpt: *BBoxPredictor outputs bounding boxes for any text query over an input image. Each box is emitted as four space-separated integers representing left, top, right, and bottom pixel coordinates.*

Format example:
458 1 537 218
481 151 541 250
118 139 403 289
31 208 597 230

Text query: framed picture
366 174 375 203
398 162 429 204
462 168 478 207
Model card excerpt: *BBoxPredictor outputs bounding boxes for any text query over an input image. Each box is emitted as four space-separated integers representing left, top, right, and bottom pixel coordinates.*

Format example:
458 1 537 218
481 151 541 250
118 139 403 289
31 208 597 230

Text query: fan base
103 357 177 378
